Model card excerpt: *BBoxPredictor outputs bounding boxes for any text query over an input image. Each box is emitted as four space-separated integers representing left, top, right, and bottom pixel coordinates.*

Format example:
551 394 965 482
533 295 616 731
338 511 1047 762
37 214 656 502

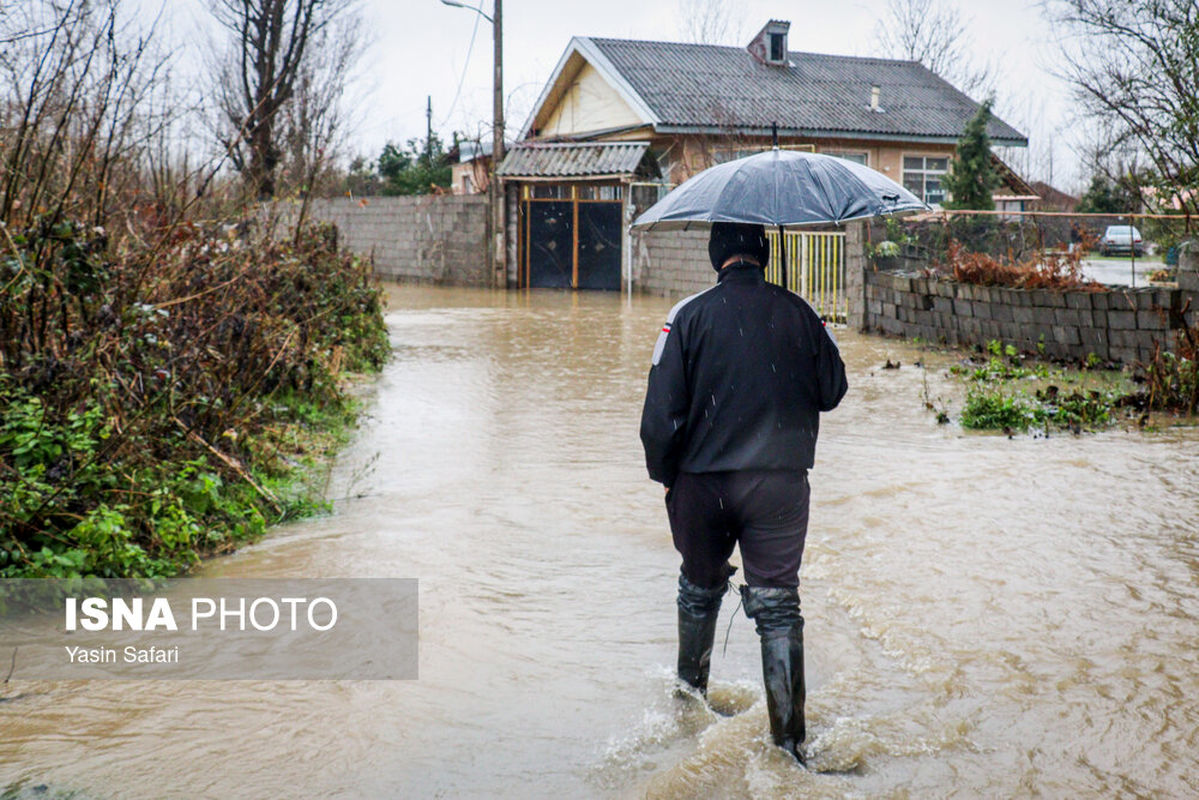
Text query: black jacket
640 263 848 486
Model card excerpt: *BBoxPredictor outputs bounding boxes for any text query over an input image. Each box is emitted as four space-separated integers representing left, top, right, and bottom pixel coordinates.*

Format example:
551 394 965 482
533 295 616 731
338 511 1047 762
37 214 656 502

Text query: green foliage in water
951 340 1133 433
960 389 1041 430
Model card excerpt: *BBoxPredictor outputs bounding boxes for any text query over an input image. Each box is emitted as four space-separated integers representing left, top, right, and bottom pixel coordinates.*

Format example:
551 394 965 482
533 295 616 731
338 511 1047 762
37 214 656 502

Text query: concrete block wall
863 270 1194 364
281 195 490 285
631 229 713 297
845 222 867 329
1180 241 1199 295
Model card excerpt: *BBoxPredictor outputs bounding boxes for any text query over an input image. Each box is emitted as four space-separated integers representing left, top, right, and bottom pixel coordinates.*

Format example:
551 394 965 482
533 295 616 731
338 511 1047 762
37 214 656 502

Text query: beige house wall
451 159 490 196
539 61 645 137
871 143 955 182
651 135 958 188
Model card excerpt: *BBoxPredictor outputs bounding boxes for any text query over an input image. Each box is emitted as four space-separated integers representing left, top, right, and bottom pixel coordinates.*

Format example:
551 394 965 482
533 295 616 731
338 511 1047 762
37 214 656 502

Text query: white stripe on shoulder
666 285 716 325
652 286 716 366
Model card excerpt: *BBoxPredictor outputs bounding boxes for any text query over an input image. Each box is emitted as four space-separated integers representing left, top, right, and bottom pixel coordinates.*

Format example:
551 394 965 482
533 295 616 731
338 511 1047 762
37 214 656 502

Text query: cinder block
1054 308 1080 327
1066 292 1093 310
1032 307 1058 326
1108 310 1137 330
1137 309 1166 330
1154 288 1178 310
953 298 974 317
1079 327 1108 351
1135 330 1164 352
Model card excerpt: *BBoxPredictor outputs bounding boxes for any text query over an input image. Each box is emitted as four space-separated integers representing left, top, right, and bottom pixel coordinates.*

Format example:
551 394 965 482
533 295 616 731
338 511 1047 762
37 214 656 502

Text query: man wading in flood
640 222 847 765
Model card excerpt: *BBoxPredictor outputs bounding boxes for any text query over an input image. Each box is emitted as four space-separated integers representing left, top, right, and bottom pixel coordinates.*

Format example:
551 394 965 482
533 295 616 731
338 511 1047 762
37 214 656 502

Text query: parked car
1100 225 1145 257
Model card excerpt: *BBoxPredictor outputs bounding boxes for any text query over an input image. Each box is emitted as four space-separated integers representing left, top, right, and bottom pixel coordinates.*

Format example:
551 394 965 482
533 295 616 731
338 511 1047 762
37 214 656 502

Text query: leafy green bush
0 220 388 578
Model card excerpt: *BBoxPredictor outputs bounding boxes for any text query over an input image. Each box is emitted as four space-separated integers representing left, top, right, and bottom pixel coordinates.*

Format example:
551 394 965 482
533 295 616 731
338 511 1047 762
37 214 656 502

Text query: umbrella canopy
631 149 928 231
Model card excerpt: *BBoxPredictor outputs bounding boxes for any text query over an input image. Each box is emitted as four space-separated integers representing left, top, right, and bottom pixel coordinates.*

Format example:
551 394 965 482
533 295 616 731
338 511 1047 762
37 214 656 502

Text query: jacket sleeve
640 318 689 486
816 323 848 412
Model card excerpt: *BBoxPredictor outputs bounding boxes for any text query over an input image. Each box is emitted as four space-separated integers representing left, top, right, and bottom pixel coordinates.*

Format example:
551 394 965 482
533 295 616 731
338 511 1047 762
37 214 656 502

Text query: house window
578 185 623 200
769 33 785 62
825 151 868 166
903 156 949 204
462 174 474 194
530 184 570 199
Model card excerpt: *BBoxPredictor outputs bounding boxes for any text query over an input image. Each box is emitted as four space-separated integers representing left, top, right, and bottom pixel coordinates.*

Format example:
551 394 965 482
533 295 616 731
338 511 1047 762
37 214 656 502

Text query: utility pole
491 0 505 288
426 96 433 163
440 0 505 288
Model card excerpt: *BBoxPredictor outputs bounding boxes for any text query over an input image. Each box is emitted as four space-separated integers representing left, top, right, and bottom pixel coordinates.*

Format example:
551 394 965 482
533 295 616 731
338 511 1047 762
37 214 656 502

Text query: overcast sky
157 0 1088 191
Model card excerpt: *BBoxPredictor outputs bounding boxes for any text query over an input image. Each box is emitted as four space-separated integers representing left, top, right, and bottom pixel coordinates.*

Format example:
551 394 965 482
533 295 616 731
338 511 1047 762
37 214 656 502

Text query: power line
438 0 484 129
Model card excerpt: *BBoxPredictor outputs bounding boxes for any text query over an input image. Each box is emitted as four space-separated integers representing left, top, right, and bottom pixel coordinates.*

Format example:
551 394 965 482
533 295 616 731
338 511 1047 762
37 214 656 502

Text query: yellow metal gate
764 230 847 323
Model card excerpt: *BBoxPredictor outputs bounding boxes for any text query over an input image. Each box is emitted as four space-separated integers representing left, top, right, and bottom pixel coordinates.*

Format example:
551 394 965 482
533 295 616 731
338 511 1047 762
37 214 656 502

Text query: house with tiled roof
501 20 1029 290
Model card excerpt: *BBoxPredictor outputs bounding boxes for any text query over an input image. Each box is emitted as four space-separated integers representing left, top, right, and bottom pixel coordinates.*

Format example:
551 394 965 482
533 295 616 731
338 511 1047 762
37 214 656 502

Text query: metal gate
764 230 847 323
520 184 623 290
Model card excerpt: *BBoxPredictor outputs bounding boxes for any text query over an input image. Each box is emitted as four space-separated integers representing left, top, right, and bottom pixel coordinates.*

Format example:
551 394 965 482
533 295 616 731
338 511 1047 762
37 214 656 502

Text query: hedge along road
3 284 1198 799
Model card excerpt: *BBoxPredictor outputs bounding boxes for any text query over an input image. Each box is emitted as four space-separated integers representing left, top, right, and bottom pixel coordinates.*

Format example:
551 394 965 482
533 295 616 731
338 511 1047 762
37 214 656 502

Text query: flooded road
3 284 1199 798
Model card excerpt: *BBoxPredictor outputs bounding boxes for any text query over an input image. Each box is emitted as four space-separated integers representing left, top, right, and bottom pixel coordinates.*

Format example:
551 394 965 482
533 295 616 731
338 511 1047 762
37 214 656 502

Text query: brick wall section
630 229 713 298
863 270 1194 364
285 195 489 285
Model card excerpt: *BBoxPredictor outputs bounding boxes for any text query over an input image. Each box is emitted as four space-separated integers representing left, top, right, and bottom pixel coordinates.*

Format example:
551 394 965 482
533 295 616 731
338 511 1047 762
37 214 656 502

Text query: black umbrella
632 132 928 286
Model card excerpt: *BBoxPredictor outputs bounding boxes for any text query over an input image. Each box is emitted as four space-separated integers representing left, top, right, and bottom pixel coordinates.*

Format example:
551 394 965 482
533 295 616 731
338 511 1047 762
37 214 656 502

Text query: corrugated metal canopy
498 141 654 178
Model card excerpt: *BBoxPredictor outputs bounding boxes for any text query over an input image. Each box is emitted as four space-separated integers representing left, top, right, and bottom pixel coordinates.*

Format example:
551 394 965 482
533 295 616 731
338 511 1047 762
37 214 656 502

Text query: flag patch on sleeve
651 322 671 365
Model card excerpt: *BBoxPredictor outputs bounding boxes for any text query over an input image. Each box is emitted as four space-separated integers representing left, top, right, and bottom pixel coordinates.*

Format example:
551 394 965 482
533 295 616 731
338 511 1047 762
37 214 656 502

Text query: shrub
0 219 388 578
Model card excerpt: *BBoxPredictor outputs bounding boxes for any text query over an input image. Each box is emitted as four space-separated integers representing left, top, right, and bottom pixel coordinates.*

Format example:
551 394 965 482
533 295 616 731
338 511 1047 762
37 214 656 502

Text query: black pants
666 470 810 590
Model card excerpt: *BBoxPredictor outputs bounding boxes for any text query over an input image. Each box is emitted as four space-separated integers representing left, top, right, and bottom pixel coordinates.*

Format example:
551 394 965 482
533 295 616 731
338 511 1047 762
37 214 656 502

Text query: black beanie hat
708 222 769 271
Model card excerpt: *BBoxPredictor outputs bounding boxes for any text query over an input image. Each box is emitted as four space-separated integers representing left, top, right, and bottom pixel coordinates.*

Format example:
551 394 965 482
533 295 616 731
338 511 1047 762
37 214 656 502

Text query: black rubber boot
676 573 728 696
742 585 806 765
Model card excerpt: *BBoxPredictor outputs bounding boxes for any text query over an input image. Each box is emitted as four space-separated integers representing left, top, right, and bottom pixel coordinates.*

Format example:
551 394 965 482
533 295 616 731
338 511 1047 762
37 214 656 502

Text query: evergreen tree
1076 174 1139 214
377 134 452 196
943 98 1001 210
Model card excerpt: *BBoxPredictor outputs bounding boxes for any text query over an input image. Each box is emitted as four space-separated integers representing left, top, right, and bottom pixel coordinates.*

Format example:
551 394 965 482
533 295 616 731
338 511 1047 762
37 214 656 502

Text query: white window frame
903 155 949 205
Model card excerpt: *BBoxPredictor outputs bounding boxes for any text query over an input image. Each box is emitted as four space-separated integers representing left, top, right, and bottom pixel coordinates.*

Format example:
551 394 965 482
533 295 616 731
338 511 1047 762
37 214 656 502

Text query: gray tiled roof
587 37 1026 145
498 141 654 177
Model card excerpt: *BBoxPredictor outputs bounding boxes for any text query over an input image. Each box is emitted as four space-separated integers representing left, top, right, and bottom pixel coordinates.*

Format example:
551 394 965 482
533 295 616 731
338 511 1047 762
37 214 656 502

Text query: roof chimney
747 20 791 66
869 84 883 112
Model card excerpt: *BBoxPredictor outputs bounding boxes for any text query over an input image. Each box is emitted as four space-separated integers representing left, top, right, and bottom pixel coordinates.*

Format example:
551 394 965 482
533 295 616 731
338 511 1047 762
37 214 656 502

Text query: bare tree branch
676 0 746 46
1045 0 1199 216
874 0 995 98
206 0 359 200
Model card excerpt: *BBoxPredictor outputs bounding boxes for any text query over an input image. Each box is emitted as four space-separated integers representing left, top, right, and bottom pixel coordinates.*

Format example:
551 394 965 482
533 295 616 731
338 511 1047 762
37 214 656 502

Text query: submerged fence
765 230 847 322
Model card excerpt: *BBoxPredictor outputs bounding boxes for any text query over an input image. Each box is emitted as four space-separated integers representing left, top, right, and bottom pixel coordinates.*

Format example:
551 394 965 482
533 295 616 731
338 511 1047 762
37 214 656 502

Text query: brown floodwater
2 284 1198 798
